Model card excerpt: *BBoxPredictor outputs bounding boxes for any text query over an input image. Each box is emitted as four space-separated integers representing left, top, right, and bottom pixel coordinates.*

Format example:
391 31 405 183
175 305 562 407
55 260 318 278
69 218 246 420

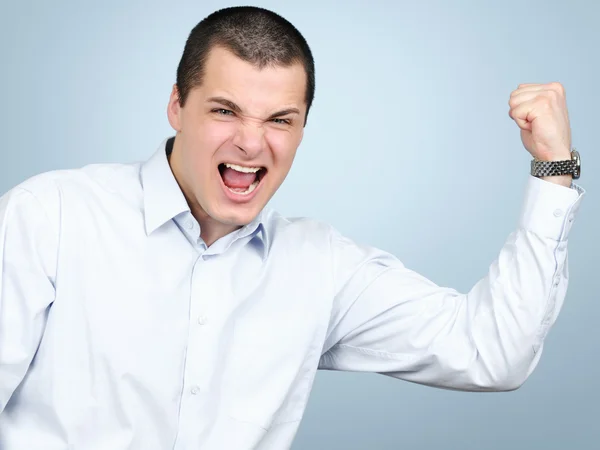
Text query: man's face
167 46 306 229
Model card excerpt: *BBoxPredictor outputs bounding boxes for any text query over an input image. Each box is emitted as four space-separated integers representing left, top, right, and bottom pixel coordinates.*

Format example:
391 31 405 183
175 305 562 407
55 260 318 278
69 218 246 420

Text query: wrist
537 149 572 162
540 174 572 188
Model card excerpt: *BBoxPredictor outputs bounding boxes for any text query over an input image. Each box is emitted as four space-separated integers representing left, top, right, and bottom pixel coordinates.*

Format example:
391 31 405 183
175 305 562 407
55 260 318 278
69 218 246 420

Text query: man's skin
167 45 574 247
167 46 306 246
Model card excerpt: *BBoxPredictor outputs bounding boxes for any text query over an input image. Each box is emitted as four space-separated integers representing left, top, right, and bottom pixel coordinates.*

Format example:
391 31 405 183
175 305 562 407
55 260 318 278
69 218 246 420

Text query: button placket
188 256 209 383
174 255 217 447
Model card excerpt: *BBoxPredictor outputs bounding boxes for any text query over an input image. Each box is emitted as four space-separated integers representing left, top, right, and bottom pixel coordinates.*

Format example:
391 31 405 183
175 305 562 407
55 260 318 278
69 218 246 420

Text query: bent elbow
481 348 541 392
487 373 528 392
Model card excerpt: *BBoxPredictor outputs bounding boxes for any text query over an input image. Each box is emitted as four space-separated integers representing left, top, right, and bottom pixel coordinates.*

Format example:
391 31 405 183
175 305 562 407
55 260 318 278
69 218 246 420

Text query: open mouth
218 163 267 196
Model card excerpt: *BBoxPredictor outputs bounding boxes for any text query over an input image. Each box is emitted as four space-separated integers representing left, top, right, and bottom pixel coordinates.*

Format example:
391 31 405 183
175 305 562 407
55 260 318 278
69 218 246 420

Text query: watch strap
530 149 581 179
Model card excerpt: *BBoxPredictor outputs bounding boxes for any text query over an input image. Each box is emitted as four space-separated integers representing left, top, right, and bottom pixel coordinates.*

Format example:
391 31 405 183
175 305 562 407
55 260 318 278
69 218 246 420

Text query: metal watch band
530 149 581 179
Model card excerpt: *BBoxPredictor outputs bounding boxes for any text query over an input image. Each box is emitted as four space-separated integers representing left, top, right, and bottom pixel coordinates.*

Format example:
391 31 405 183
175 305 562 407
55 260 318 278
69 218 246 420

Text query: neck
190 204 241 247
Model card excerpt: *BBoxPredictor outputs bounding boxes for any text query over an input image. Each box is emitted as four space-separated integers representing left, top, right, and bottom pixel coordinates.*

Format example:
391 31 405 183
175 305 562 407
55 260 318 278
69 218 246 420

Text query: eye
212 108 234 116
271 118 291 125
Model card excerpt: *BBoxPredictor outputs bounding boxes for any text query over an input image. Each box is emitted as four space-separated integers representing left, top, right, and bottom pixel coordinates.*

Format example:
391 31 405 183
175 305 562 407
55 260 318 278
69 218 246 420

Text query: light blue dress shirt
0 138 585 449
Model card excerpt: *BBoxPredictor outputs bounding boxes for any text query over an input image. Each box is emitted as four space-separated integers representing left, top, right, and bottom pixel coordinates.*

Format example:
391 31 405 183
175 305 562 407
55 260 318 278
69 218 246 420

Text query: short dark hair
176 6 315 124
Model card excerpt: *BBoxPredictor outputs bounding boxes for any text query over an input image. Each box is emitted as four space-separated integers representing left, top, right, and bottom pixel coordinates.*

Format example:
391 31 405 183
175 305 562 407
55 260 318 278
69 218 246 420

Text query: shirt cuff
518 175 585 241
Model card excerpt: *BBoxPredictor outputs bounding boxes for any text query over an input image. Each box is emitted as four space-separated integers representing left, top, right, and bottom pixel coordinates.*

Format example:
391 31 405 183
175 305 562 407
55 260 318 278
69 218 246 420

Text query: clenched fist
509 82 572 163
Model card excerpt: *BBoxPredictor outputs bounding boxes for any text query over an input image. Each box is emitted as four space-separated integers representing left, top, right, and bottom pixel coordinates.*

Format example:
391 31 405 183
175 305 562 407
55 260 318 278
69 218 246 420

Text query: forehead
198 46 307 110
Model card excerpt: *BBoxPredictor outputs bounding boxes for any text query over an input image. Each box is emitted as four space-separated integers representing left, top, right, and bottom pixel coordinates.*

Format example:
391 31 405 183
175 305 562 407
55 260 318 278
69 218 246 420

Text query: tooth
227 178 259 195
224 163 261 173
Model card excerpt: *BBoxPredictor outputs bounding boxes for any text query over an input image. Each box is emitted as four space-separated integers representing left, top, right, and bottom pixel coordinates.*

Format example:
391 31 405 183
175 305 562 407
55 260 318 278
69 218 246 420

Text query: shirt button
197 315 208 325
186 221 194 230
191 386 200 395
553 209 563 218
554 276 561 286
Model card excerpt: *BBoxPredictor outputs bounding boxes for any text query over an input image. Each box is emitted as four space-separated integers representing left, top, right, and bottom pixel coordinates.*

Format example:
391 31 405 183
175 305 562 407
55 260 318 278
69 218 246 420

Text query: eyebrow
267 108 300 120
207 96 300 120
208 97 243 114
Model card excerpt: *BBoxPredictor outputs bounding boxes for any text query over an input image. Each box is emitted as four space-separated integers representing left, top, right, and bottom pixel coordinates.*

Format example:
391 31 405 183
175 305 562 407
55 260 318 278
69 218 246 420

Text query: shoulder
261 209 401 282
262 208 337 244
1 170 65 230
263 209 380 250
266 208 399 258
1 160 143 229
261 209 378 258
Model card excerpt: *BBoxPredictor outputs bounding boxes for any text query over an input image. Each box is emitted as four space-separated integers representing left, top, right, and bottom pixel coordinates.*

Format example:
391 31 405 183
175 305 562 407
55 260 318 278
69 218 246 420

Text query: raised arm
319 175 583 391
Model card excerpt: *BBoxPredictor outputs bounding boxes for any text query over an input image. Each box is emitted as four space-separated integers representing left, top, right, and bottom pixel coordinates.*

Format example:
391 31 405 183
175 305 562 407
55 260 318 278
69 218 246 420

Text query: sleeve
318 176 585 391
0 187 58 413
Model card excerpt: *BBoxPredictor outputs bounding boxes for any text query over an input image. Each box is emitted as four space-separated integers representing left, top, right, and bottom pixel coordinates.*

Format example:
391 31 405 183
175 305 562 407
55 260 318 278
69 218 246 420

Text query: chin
209 203 263 227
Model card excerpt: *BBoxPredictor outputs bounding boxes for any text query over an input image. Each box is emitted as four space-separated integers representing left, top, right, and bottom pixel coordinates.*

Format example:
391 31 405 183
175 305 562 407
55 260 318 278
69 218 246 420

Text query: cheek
190 117 236 151
204 121 238 146
266 131 301 167
187 121 236 172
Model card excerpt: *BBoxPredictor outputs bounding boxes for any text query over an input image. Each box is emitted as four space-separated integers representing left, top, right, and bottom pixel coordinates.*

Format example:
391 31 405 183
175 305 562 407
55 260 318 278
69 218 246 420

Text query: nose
232 121 265 159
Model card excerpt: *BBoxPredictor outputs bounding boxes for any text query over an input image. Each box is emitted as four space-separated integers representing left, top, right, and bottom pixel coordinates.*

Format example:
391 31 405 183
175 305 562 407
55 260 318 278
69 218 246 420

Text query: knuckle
550 81 565 96
546 89 560 103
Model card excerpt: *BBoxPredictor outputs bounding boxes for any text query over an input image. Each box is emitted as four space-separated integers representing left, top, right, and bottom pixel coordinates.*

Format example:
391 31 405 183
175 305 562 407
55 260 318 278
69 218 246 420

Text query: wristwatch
530 148 581 179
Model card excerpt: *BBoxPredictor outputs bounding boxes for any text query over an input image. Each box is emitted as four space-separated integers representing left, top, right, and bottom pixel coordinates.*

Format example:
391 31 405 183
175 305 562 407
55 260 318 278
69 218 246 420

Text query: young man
0 6 585 450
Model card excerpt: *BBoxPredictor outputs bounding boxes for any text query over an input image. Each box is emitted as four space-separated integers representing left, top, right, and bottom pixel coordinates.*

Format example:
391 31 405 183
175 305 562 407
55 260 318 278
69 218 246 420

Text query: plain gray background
1 0 598 449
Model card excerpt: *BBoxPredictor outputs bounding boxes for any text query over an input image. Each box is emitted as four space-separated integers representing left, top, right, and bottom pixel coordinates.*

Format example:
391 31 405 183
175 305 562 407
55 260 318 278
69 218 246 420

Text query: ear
166 84 182 132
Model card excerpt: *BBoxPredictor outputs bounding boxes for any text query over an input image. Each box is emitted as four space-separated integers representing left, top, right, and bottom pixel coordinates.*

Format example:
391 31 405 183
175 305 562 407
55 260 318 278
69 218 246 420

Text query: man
0 5 585 450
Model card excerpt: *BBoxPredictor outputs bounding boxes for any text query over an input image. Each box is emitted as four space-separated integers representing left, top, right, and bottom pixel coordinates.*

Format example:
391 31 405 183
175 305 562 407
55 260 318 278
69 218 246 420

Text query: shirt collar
141 137 191 235
140 137 269 255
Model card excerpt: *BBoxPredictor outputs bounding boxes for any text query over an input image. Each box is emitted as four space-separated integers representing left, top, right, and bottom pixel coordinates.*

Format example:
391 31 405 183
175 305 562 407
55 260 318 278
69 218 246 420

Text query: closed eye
271 118 291 125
